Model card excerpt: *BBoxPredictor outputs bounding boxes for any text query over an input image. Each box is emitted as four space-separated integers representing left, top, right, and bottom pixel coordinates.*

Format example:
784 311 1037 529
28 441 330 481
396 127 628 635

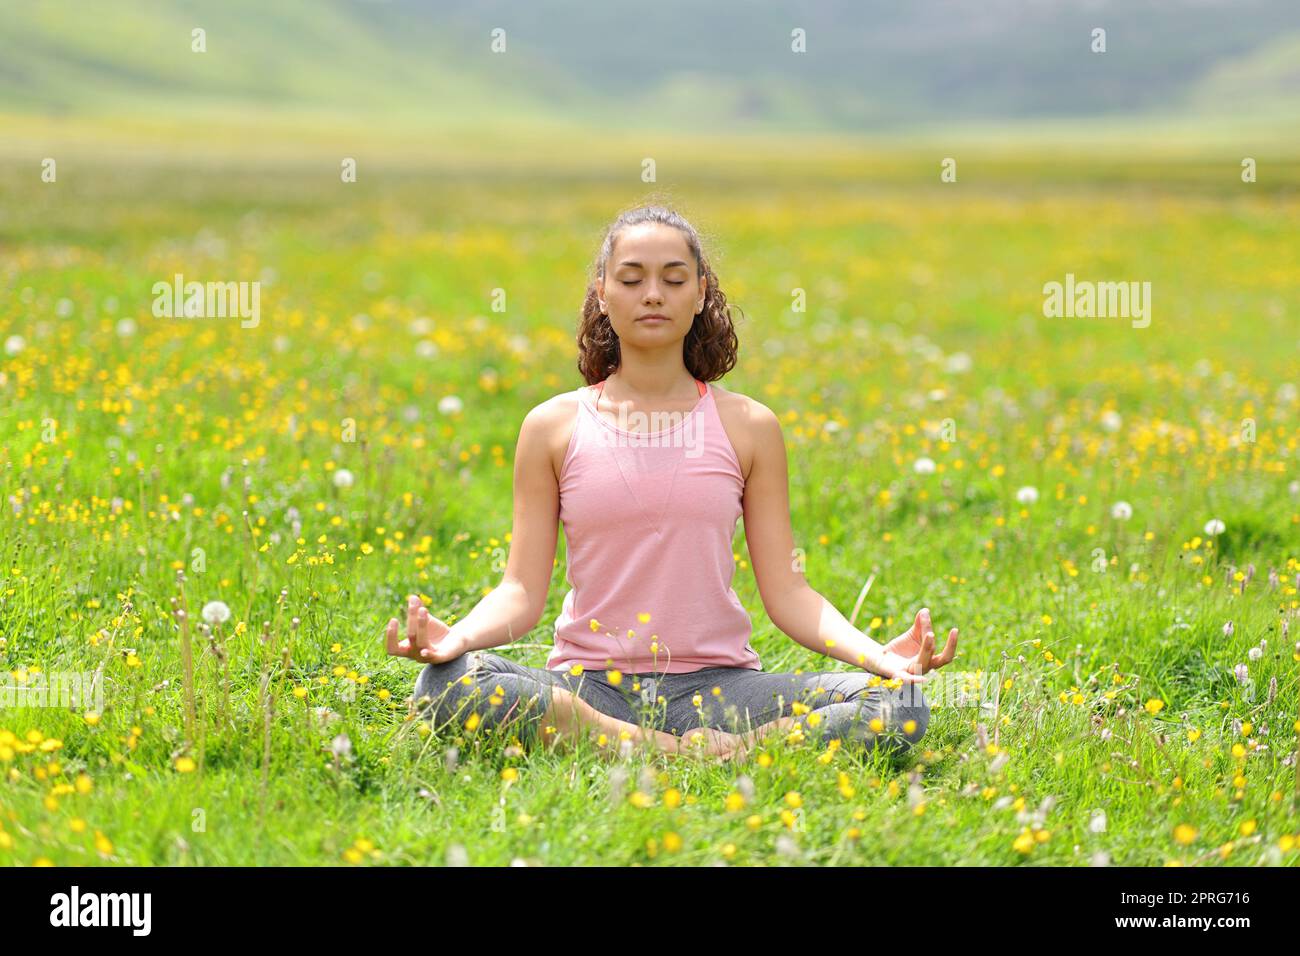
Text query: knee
411 653 551 744
886 683 931 752
820 683 930 756
412 652 480 719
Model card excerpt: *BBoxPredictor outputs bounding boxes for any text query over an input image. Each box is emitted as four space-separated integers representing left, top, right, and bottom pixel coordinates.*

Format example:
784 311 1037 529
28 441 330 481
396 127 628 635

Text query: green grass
0 142 1297 866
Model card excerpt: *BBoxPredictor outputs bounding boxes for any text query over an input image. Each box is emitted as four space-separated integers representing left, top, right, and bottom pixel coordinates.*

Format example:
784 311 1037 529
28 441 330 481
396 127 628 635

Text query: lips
637 314 669 322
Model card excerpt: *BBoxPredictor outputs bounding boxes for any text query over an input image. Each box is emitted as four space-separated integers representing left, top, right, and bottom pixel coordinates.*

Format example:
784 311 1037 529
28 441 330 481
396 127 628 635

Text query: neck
605 361 695 400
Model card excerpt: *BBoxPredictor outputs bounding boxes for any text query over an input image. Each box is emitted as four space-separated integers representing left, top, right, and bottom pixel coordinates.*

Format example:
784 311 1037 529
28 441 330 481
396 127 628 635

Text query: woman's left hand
871 607 958 682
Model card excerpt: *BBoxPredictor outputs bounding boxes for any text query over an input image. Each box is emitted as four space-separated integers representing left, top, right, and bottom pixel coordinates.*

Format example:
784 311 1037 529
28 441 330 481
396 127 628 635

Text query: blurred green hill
3 0 1298 129
0 0 1296 168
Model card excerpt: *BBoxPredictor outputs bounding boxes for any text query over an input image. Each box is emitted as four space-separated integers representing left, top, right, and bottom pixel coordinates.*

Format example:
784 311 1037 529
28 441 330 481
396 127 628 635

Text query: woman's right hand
384 595 468 664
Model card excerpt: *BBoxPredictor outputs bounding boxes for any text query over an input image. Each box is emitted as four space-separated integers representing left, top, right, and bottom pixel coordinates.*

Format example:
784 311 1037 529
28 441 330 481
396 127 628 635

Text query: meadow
1 143 1297 865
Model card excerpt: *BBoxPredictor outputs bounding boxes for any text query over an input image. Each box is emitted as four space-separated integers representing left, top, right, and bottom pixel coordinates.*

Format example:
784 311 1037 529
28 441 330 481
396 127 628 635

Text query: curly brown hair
576 203 743 385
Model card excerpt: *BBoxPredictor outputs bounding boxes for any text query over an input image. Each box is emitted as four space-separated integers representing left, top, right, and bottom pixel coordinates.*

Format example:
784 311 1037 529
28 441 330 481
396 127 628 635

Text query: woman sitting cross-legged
384 203 958 762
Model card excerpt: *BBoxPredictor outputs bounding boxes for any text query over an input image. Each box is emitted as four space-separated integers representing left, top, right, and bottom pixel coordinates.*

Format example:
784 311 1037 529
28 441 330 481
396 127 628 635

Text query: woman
384 204 959 761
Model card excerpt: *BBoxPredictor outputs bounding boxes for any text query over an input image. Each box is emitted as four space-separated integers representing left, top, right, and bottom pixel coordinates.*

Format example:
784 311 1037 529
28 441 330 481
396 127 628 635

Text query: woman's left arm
740 400 956 682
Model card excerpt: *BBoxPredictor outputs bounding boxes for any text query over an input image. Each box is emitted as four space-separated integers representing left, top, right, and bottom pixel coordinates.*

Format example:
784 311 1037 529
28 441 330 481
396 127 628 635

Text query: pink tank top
548 377 761 674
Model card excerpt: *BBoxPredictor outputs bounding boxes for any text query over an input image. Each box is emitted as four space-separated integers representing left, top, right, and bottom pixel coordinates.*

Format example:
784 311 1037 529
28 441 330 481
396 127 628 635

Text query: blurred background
3 0 1299 158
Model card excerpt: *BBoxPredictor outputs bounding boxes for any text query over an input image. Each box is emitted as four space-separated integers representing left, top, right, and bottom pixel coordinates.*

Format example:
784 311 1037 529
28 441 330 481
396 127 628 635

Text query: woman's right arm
441 400 562 654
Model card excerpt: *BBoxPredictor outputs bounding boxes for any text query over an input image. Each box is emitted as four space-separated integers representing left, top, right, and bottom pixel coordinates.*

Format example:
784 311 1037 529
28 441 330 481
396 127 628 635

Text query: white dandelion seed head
1247 646 1263 661
1100 410 1123 432
438 395 463 415
201 600 231 625
115 318 137 337
4 335 25 356
774 834 802 859
445 843 469 867
945 352 972 374
607 765 629 804
409 316 434 336
1016 486 1039 505
1204 518 1226 535
332 468 354 489
736 774 755 800
913 456 936 475
415 340 439 359
1110 501 1133 521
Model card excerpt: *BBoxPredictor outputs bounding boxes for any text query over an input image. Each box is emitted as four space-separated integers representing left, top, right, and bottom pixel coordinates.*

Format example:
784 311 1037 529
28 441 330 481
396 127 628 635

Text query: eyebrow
617 260 690 269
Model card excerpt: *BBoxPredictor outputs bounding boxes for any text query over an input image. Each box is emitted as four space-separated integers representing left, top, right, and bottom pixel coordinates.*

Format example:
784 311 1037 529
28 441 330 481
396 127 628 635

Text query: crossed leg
671 667 932 757
413 652 683 756
411 655 930 759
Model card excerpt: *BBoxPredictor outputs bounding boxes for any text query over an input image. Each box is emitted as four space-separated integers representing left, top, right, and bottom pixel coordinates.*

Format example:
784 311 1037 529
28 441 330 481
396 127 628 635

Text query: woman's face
597 223 705 349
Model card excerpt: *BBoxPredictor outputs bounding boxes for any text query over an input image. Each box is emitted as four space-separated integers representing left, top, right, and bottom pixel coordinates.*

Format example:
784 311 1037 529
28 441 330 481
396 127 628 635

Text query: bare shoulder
709 383 782 483
520 388 586 483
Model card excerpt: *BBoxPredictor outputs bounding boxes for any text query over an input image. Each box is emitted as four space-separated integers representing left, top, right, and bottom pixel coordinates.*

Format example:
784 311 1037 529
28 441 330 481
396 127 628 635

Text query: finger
919 628 935 672
933 628 959 666
930 629 961 665
387 618 415 659
416 607 434 658
406 595 420 646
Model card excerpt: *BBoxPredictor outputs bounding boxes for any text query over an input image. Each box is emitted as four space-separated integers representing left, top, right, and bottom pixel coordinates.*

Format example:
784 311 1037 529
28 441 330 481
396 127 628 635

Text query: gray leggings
412 650 930 756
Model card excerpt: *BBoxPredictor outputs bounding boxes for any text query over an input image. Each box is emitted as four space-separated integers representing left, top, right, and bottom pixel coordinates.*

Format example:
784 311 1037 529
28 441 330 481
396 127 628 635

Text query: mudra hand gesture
870 607 958 684
384 595 468 664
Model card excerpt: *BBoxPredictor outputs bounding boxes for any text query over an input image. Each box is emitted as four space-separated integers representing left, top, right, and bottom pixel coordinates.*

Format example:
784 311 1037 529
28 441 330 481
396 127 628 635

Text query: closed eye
621 280 685 286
